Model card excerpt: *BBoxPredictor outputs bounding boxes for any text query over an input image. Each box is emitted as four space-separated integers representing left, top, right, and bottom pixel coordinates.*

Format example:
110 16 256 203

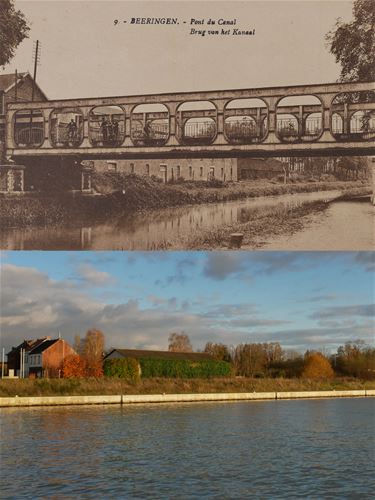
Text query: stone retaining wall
0 390 374 407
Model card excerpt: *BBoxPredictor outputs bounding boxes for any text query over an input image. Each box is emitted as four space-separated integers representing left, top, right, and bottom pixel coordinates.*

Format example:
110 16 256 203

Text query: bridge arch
50 108 84 148
89 105 125 147
331 91 375 141
130 103 169 146
176 100 217 145
276 95 323 142
13 109 44 147
224 98 268 144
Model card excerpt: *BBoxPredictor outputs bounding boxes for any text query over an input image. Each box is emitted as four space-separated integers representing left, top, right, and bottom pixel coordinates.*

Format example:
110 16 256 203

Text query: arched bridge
5 81 375 161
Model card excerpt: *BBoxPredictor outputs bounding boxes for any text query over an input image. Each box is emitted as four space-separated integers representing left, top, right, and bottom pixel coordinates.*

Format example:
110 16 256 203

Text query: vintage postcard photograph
0 0 374 250
0 1 374 499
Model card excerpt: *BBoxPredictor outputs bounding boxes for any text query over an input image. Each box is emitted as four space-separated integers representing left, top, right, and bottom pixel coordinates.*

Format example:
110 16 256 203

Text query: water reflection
1 399 374 498
2 190 361 250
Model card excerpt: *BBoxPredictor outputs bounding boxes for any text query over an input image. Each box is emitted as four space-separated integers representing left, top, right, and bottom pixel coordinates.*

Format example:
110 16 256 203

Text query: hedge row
139 358 232 378
103 358 140 382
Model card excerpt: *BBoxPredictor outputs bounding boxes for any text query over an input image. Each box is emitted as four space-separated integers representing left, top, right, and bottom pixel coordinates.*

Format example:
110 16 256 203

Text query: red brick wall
42 340 76 377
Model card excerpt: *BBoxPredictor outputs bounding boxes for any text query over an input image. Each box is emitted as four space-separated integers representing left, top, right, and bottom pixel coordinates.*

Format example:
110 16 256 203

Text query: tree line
203 339 375 380
62 330 375 380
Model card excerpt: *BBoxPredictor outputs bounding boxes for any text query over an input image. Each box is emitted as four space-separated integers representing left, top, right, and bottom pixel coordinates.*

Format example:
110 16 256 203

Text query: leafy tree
204 342 231 362
81 328 105 377
334 340 375 379
326 0 375 82
168 332 193 352
62 354 87 378
0 0 30 67
302 352 334 379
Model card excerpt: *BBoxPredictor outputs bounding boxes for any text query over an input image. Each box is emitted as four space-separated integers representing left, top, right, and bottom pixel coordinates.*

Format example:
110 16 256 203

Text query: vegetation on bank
0 176 370 228
1 376 374 398
103 357 232 380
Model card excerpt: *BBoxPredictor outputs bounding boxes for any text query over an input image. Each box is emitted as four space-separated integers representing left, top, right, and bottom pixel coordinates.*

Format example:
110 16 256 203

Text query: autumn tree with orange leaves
302 352 334 379
62 354 87 378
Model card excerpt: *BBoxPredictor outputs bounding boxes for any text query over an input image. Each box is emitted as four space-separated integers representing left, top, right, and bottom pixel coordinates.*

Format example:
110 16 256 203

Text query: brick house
7 337 76 378
7 337 49 377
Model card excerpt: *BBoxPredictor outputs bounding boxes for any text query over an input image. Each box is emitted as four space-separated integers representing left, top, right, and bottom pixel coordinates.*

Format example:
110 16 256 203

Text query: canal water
259 199 375 251
1 398 374 498
3 190 373 250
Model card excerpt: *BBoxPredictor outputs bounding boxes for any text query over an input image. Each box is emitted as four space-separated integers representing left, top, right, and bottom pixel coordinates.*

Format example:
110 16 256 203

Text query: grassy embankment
1 377 374 397
0 173 370 228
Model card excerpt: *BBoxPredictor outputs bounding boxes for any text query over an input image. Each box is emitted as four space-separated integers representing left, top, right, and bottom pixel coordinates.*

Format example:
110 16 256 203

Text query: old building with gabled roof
7 337 76 378
0 71 48 192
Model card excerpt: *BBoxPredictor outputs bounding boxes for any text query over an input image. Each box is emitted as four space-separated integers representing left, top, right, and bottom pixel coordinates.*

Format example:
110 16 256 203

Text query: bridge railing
5 81 375 153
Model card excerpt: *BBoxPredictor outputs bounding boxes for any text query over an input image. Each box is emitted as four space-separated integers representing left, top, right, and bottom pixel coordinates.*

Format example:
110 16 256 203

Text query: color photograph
0 1 374 499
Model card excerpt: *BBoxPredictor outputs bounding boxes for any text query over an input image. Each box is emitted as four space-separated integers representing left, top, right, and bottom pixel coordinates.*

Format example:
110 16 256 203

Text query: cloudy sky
1 251 374 353
3 0 353 99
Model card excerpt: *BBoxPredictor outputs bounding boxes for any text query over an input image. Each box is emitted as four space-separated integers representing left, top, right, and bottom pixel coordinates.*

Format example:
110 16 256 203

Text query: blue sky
1 251 374 354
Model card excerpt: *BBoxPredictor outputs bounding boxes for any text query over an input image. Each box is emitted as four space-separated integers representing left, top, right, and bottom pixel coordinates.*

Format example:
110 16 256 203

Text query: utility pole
1 347 4 378
14 70 18 102
29 40 41 143
31 40 40 102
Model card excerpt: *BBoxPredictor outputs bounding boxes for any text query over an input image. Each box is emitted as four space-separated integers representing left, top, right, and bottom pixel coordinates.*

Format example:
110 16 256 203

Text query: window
0 124 5 143
221 167 224 178
107 162 117 172
177 165 181 178
0 93 4 115
200 166 203 177
189 166 192 178
130 163 135 174
146 164 150 176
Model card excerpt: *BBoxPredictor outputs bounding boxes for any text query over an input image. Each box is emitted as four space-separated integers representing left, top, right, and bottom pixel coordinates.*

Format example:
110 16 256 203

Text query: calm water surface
1 398 374 498
3 190 370 250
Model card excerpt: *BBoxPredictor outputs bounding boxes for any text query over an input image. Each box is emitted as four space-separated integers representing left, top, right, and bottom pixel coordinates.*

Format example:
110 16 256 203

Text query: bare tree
204 342 231 362
73 334 82 355
168 332 193 352
81 329 105 376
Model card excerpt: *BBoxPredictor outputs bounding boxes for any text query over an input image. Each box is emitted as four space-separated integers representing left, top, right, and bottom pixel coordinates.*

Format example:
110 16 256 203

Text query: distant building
92 158 238 183
7 337 48 377
105 348 213 363
7 337 76 378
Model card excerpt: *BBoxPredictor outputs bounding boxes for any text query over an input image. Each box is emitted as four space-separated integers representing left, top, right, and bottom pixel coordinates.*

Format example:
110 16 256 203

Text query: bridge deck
5 80 375 160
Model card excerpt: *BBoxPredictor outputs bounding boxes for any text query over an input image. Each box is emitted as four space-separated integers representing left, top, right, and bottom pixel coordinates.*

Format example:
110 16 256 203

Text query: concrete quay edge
0 389 373 407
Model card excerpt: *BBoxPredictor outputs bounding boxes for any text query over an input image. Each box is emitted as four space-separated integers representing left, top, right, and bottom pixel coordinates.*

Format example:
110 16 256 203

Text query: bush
104 358 140 382
139 358 232 378
62 354 87 378
303 352 334 379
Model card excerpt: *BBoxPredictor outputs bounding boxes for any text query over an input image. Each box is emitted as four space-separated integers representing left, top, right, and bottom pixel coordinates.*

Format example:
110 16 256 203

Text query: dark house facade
0 72 48 192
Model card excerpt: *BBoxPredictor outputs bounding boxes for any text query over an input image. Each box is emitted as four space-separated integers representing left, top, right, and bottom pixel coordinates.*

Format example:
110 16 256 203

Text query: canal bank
0 182 372 250
0 178 368 230
1 389 374 407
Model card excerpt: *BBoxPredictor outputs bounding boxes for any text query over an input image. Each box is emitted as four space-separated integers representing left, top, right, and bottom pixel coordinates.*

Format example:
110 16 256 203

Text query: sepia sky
1 251 374 353
3 0 354 99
